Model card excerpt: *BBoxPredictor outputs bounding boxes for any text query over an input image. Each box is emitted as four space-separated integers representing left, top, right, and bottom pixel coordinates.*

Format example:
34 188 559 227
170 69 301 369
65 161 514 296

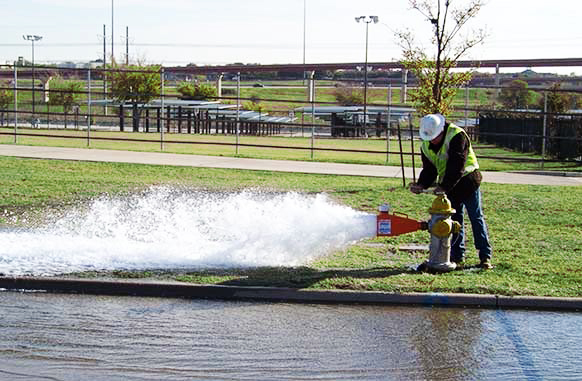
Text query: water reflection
409 308 484 380
0 291 580 380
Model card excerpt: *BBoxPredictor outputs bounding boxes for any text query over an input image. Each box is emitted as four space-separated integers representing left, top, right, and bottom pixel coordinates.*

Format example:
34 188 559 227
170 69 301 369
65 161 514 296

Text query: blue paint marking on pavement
496 310 543 381
423 293 450 306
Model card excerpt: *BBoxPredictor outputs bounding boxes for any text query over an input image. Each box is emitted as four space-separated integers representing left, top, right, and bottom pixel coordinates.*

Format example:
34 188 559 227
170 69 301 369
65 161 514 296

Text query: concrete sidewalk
2 144 581 186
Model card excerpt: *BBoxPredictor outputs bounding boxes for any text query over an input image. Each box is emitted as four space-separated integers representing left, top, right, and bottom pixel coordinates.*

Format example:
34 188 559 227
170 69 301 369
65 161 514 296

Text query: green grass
3 127 580 172
1 155 581 297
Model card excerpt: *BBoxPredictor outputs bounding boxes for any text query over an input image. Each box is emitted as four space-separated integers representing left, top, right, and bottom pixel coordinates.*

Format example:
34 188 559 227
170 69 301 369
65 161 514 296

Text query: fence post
386 82 392 164
157 108 161 132
13 64 18 144
177 106 182 133
119 105 124 132
397 119 406 188
409 114 416 182
146 109 150 132
401 69 408 103
464 85 469 124
236 71 240 155
310 71 315 160
87 68 91 147
160 68 165 151
542 91 547 169
187 110 191 134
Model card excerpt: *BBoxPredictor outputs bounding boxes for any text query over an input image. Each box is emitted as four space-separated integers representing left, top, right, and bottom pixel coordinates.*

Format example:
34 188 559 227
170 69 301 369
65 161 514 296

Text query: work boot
479 259 493 270
452 260 464 270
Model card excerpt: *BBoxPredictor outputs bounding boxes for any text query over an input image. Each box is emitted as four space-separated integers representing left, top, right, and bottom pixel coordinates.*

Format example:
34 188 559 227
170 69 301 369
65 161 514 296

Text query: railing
1 64 581 175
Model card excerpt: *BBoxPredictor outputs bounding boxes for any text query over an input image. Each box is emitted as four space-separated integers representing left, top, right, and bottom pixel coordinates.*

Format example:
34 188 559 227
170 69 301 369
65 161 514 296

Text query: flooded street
1 291 580 380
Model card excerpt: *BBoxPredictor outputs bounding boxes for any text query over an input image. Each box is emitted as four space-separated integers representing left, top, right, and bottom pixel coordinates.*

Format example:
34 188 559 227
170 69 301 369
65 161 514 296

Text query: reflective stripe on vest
421 124 479 182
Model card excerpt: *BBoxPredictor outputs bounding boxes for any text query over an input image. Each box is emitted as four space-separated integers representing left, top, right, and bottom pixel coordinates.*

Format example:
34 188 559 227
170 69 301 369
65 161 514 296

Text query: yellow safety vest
421 124 479 183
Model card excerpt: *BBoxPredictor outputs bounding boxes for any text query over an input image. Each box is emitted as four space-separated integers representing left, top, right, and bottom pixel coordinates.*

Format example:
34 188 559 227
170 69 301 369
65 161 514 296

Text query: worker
409 113 493 269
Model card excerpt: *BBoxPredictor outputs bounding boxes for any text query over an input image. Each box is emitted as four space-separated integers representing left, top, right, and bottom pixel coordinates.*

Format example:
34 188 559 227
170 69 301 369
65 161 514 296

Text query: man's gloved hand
408 182 424 194
433 185 446 195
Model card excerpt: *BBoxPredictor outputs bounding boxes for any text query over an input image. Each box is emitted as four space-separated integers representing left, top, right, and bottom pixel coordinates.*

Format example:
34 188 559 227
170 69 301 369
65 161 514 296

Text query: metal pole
409 114 416 182
495 64 500 98
111 0 114 60
401 69 408 103
236 72 240 155
31 39 35 121
310 72 315 160
87 69 91 147
355 16 377 137
160 68 165 151
103 24 108 116
464 85 469 124
125 26 129 65
23 35 42 125
397 120 406 187
363 21 369 136
303 0 306 85
386 83 392 164
13 64 18 143
542 91 547 169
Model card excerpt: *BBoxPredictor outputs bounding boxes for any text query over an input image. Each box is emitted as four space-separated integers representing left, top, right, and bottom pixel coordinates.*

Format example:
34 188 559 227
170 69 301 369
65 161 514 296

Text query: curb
511 170 582 177
1 277 581 311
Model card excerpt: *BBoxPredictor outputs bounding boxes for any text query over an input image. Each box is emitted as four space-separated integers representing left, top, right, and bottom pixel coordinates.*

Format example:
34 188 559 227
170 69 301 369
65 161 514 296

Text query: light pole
303 0 307 85
23 34 42 122
355 16 378 133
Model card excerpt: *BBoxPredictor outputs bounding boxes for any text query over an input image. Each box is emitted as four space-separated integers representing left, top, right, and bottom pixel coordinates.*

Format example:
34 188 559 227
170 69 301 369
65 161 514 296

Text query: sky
1 0 581 74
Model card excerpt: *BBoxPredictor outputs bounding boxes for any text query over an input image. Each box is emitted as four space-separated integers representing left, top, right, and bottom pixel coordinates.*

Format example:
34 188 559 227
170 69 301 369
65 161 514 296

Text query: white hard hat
419 114 445 141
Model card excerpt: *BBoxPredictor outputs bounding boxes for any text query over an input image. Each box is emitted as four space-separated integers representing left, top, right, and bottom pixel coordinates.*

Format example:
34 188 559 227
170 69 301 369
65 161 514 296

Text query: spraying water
0 187 377 276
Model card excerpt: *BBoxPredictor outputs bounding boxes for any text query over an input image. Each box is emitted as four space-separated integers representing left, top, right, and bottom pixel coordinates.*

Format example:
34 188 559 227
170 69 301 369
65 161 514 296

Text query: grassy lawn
1 155 581 297
5 80 579 173
2 127 580 172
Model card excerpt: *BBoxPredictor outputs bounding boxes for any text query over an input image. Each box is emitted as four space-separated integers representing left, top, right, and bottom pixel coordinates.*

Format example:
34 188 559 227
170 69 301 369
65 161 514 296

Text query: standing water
0 187 377 276
1 292 582 380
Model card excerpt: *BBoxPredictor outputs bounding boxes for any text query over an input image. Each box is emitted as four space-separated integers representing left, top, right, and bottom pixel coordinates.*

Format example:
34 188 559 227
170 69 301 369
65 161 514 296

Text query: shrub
177 83 217 100
333 85 364 106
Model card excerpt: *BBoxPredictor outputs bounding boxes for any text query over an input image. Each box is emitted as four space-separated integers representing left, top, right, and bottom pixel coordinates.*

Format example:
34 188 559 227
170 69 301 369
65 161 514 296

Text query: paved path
1 144 581 186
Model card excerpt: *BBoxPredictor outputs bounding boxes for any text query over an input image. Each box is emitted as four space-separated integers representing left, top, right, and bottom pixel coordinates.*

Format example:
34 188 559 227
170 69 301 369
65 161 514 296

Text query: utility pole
303 0 307 85
23 34 42 124
355 16 379 134
125 26 129 65
103 24 108 115
111 0 114 61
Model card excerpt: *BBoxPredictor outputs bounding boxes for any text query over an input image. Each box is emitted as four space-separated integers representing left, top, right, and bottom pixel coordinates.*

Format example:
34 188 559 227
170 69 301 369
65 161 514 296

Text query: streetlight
355 16 378 133
23 34 42 123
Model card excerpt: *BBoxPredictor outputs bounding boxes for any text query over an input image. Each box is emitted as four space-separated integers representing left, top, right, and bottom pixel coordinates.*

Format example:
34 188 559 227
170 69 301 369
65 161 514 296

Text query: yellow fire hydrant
418 193 462 273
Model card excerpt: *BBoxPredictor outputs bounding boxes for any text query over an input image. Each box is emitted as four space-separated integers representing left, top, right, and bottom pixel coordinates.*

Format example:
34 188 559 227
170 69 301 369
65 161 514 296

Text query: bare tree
397 0 487 115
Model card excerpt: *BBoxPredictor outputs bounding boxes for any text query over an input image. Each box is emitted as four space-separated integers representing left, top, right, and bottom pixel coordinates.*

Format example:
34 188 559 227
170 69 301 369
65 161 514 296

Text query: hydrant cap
429 194 456 214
